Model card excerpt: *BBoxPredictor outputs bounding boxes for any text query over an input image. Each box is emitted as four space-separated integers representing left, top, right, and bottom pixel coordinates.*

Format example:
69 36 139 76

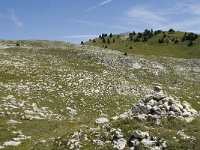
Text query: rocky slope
0 40 199 149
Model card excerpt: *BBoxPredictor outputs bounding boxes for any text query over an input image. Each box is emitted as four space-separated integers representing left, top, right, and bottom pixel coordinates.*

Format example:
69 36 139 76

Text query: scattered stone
177 130 195 140
128 130 166 150
67 131 82 150
66 107 77 117
112 129 126 150
133 130 149 140
3 141 21 146
113 138 126 150
111 116 119 121
7 119 21 124
93 139 104 146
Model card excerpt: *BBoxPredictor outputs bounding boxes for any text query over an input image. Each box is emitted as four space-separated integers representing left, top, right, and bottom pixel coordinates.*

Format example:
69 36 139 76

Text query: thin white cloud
69 19 102 26
157 2 200 16
63 34 98 39
9 10 24 29
69 19 132 31
173 2 200 15
122 2 200 33
124 6 167 30
163 18 200 31
86 0 113 12
127 6 166 22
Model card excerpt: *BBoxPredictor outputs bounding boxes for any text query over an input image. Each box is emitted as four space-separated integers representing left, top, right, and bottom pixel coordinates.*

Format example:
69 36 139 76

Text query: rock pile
112 129 167 150
131 86 198 122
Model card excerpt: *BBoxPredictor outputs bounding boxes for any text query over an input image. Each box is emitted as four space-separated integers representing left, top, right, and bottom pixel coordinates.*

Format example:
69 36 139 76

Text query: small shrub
187 40 193 46
102 38 106 43
174 39 179 44
107 38 110 44
163 34 166 38
158 39 164 44
168 29 175 34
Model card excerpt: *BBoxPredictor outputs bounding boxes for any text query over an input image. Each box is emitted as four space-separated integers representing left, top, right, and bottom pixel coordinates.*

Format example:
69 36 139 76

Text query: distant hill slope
85 30 200 59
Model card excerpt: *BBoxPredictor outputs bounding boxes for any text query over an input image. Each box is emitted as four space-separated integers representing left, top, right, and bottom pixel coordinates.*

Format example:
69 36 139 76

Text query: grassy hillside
0 40 199 149
85 30 200 59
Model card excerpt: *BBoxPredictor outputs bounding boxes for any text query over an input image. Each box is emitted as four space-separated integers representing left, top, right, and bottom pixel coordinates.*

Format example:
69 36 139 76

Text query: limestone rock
111 116 119 121
133 130 149 139
113 138 126 150
66 107 77 117
95 118 109 124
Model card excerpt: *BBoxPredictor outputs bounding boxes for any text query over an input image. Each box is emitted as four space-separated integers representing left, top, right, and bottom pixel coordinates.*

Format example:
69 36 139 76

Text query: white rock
147 99 155 106
130 139 141 148
177 130 193 140
95 118 109 124
170 104 181 113
111 116 119 121
152 106 161 115
119 113 128 119
113 138 126 150
144 95 154 103
133 131 149 139
32 103 39 112
66 107 77 117
185 117 195 123
141 138 156 147
182 111 191 117
153 94 165 101
154 86 162 93
7 119 21 124
163 102 170 111
138 103 149 114
182 101 191 109
134 114 147 120
188 109 198 115
3 141 21 146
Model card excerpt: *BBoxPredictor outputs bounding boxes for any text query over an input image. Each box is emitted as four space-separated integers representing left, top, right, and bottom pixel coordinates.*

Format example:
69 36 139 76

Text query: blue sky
1 0 200 43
